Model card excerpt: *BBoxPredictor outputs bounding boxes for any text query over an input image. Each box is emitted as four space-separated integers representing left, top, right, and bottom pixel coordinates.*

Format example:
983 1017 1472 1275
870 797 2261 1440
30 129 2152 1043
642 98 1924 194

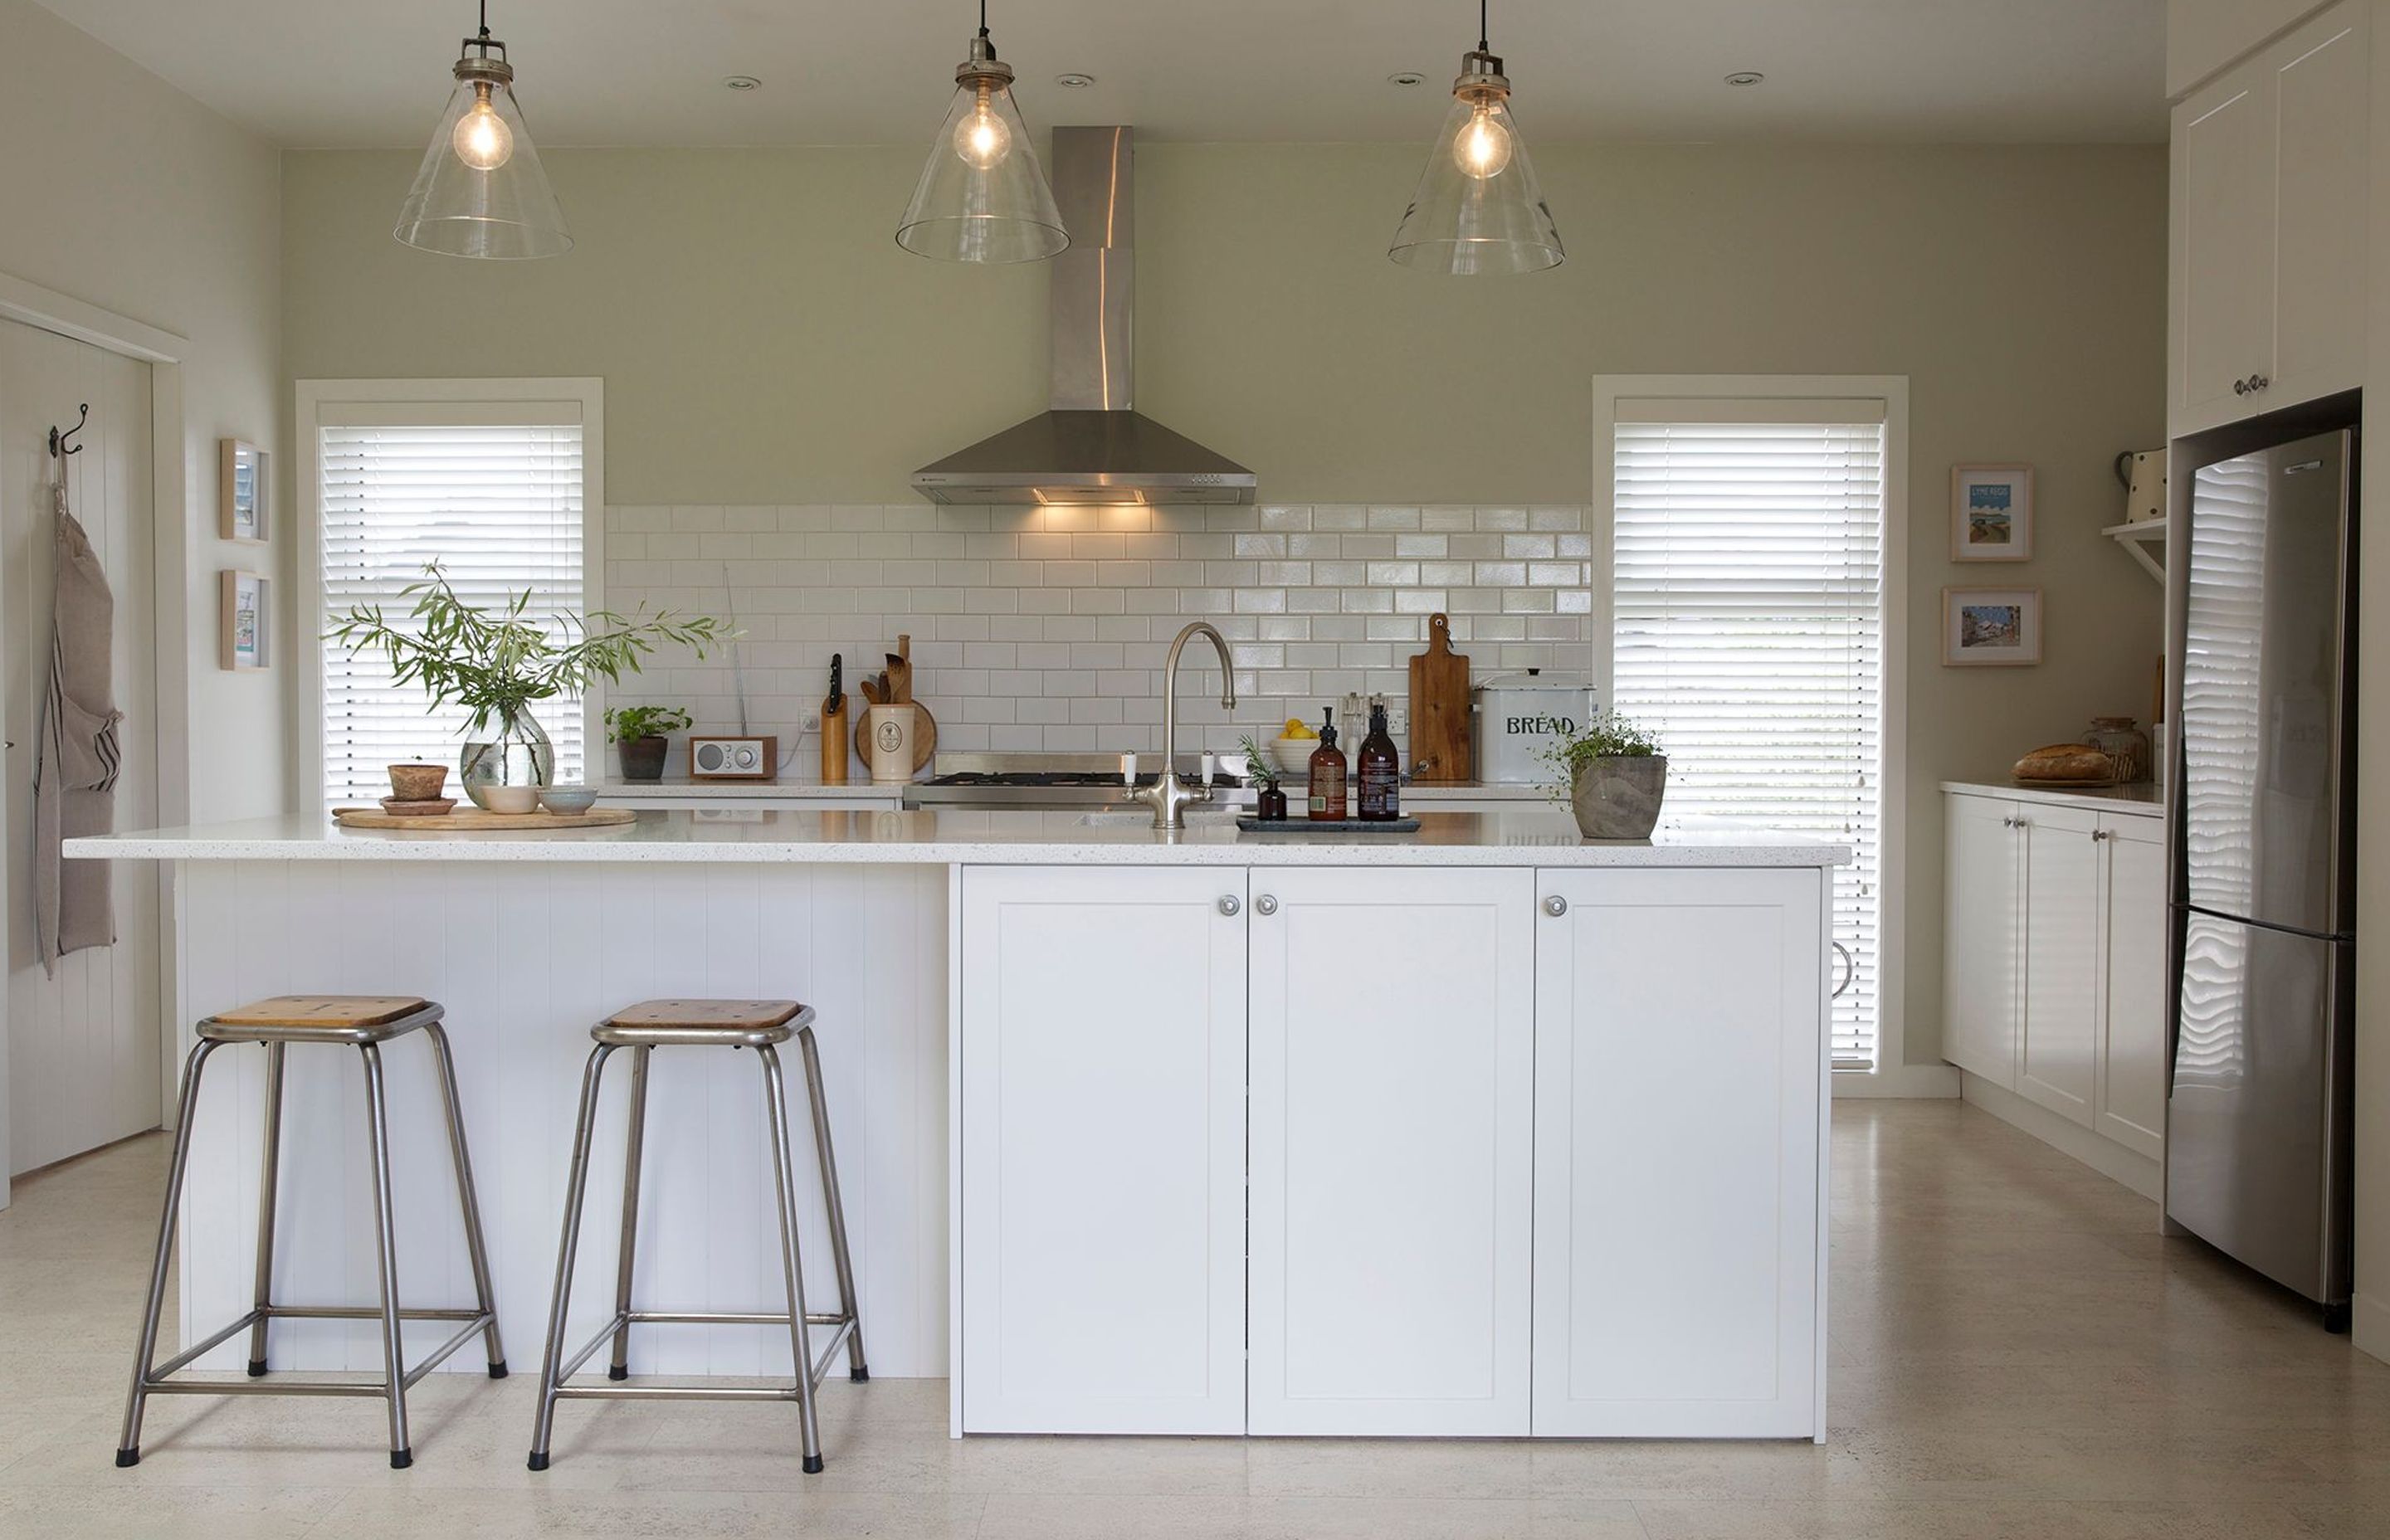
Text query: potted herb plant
606 704 692 783
1542 711 1668 840
328 563 729 810
1238 733 1290 821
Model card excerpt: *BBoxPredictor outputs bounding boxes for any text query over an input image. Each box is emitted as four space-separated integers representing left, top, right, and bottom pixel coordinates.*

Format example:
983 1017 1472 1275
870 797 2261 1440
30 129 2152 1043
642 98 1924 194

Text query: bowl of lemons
1271 717 1320 780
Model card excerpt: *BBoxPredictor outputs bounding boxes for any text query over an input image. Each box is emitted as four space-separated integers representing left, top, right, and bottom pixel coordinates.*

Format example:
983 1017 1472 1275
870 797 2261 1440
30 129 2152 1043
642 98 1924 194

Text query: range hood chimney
911 127 1257 505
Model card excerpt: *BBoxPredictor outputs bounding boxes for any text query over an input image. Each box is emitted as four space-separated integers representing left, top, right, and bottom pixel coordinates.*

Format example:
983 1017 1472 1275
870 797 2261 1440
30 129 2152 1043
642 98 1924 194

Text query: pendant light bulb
954 84 1013 169
452 83 515 171
1453 103 1512 178
393 2 573 259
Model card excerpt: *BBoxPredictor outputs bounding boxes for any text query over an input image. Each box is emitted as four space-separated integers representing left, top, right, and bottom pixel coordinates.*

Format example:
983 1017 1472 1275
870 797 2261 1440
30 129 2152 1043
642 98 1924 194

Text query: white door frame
0 270 190 1209
1590 373 1954 1099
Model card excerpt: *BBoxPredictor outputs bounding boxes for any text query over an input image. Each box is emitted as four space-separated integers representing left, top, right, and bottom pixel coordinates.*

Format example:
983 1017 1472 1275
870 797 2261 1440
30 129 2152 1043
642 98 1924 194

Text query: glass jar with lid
2086 717 2151 784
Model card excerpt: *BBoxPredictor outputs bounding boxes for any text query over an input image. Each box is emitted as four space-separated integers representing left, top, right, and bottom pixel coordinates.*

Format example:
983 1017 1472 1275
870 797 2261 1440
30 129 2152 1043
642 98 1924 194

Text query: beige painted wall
0 0 285 825
2168 0 2335 95
280 140 2167 1070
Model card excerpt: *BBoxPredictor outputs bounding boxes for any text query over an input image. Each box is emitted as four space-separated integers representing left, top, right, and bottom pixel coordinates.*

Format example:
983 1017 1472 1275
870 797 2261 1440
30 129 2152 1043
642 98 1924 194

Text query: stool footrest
139 1308 496 1396
555 1316 859 1399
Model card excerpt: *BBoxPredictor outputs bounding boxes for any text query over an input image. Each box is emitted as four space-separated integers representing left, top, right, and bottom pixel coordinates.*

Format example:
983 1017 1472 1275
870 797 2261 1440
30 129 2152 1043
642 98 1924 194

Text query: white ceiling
34 0 2169 149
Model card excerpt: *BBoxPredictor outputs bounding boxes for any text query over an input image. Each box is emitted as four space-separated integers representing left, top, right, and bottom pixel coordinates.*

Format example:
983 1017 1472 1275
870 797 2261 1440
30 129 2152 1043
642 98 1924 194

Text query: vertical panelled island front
69 807 1846 1443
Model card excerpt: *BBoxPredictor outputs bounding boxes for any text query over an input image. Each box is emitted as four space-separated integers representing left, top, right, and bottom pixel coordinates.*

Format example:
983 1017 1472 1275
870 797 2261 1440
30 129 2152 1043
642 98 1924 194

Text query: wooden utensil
820 653 850 785
1407 612 1471 782
887 633 914 705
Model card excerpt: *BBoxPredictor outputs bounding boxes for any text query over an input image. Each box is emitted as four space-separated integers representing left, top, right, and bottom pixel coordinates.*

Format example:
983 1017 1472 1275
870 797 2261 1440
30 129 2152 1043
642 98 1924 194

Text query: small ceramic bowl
1272 737 1319 777
388 763 449 802
478 785 541 815
539 785 598 816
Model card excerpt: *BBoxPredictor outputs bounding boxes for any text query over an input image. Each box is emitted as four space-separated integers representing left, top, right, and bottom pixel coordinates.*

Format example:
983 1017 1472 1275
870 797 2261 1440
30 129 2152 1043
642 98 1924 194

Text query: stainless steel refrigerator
2168 426 2357 1328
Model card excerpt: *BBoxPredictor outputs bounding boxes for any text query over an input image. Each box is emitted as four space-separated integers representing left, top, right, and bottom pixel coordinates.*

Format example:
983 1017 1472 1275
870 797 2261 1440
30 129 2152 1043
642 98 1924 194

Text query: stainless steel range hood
912 127 1256 506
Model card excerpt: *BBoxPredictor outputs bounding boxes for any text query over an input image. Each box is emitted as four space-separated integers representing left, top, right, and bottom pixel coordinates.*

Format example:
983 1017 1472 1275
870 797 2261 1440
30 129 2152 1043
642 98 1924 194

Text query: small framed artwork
1943 587 2041 667
220 569 271 670
1951 463 2034 561
220 438 268 543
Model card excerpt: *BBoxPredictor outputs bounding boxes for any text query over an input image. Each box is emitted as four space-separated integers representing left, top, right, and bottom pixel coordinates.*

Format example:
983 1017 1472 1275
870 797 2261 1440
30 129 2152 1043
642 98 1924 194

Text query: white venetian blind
1611 405 1887 1070
319 412 586 806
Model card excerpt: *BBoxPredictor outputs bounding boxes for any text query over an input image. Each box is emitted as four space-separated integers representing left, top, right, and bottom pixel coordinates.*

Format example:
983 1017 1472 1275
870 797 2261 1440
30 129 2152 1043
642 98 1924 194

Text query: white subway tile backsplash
602 502 1594 753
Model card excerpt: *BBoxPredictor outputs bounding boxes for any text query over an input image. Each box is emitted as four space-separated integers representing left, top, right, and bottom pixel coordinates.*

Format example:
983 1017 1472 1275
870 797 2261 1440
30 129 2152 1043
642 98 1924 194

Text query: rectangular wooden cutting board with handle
1407 612 1471 782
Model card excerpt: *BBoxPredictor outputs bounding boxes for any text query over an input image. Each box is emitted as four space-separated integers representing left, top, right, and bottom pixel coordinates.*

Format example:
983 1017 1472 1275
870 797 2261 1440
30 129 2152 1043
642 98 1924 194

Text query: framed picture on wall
220 569 271 670
1950 463 2033 561
220 439 269 543
1942 587 2041 667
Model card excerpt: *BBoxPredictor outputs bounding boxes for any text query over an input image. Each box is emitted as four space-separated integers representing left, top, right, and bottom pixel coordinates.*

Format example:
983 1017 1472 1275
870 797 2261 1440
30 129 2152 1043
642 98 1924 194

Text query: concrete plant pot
1570 754 1668 840
617 734 669 782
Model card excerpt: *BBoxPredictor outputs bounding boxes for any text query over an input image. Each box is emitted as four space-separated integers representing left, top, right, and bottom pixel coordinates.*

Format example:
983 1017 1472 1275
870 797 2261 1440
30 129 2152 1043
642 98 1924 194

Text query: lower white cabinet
956 861 1831 1440
1941 790 2168 1169
957 865 1249 1434
1246 866 1535 1435
1531 867 1827 1438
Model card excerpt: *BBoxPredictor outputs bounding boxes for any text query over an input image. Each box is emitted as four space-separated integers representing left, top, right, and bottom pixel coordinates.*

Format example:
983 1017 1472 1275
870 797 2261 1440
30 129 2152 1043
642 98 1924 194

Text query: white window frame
1593 375 1942 1096
295 378 605 811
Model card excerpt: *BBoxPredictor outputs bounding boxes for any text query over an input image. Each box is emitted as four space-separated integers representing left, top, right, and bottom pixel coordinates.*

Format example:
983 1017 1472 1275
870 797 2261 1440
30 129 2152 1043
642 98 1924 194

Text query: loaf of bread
2012 743 2117 783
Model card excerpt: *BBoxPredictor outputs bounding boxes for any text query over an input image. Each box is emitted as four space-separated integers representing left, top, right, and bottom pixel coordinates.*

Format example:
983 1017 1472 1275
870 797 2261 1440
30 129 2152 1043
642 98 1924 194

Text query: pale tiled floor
2 1101 2387 1538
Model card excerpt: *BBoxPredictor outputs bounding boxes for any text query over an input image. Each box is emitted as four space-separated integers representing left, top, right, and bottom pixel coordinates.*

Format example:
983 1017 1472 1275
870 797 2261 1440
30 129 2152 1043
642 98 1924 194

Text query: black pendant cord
1479 0 1489 51
978 0 989 40
476 0 490 42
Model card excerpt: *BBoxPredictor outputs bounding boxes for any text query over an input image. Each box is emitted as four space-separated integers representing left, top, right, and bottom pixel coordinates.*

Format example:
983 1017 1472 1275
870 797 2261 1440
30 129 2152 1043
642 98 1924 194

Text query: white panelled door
957 865 1248 1435
1246 866 1534 1436
1532 865 1826 1439
0 319 161 1186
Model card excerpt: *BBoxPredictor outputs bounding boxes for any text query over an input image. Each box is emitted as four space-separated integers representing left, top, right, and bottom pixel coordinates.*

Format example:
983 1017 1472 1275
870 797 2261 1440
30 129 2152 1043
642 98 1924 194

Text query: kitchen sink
1075 809 1242 829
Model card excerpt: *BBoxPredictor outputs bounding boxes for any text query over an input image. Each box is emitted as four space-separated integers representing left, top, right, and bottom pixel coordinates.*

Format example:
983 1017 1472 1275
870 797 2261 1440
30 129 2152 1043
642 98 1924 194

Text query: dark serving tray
1236 817 1422 834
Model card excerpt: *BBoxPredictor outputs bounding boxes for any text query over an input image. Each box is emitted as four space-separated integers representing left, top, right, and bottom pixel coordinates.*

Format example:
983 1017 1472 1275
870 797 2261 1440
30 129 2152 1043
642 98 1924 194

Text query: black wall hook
49 403 88 459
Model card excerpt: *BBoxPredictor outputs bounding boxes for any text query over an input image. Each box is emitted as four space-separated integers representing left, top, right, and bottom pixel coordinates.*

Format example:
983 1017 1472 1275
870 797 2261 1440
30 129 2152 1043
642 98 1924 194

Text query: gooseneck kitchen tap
1132 621 1237 830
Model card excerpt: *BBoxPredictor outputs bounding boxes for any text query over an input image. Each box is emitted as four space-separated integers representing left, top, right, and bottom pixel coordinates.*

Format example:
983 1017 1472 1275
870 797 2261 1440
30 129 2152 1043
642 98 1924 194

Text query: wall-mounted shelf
2103 521 2166 585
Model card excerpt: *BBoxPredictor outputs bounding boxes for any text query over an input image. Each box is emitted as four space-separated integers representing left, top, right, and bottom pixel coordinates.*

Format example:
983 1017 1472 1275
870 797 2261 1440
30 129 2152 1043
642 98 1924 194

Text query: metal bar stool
117 996 505 1470
527 998 866 1474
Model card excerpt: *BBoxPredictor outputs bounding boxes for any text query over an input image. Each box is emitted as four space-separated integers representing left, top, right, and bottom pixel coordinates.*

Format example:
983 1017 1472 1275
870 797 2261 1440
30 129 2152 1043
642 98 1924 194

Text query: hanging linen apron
35 476 123 974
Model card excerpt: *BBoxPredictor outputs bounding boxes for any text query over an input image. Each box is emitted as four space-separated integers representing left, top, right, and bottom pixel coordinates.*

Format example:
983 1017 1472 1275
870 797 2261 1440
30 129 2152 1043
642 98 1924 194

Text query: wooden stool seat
594 999 809 1048
201 996 436 1045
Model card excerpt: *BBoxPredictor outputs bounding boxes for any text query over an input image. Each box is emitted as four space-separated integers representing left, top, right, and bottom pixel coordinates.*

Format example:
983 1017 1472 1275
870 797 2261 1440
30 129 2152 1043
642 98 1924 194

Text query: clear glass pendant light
394 0 573 260
896 2 1069 263
1388 1 1563 275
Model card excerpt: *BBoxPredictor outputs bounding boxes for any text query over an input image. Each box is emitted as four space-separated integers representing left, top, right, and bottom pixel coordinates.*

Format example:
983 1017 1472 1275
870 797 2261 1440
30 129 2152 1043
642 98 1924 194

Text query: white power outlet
1387 705 1410 736
800 712 822 735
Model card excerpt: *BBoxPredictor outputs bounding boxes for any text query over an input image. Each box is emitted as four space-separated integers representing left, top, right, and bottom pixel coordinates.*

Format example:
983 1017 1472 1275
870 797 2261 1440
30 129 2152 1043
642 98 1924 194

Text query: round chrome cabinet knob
1544 895 1568 917
1217 895 1241 917
1256 894 1280 916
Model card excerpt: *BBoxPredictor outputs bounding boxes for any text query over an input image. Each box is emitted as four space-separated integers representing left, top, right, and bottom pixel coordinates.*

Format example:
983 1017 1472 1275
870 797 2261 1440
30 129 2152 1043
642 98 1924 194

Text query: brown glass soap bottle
1306 709 1349 821
1357 695 1401 821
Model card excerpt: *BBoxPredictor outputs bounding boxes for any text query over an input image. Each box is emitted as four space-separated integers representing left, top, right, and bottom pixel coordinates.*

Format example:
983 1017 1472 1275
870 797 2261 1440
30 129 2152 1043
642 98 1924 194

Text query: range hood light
1388 0 1563 275
896 2 1070 263
394 0 573 260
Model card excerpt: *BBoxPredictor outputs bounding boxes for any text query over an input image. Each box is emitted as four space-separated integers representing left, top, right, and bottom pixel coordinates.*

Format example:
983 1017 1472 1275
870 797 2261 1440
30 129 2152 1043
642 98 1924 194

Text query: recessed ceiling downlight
723 75 763 91
1388 71 1427 87
1055 72 1096 89
1725 71 1765 86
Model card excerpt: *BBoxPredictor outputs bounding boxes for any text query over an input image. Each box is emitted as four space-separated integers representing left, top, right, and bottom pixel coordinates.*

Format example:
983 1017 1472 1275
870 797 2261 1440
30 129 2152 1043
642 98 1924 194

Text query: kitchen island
70 807 1844 1442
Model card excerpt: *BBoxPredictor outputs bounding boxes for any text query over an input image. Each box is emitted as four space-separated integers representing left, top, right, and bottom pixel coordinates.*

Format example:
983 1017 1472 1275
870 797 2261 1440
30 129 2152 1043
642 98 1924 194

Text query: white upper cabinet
1246 867 1534 1436
2170 1 2370 436
1531 866 1825 1439
957 865 1249 1435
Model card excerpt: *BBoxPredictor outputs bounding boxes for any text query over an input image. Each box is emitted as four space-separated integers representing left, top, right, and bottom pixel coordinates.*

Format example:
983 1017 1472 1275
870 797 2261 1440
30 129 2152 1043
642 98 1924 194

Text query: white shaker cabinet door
1531 866 1827 1440
2018 807 2102 1128
1943 794 2023 1087
2171 67 2275 435
2268 2 2368 413
2096 817 2168 1161
1246 866 1534 1436
957 866 1248 1434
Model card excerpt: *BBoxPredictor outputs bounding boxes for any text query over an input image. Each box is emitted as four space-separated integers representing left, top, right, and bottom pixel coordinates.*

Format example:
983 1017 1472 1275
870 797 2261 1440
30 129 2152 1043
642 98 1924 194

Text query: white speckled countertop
1940 780 2166 817
597 777 1551 803
66 807 1846 868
